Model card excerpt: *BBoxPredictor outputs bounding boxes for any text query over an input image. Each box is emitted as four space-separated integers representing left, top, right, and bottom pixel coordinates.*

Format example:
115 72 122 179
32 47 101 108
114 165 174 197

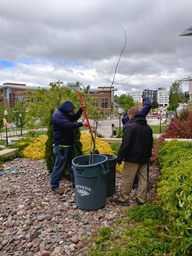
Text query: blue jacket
52 101 83 146
122 97 152 132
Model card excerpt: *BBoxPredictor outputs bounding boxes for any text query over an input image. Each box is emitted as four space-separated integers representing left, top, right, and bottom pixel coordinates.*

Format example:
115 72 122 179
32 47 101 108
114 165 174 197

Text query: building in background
143 89 158 102
157 87 169 106
0 82 40 108
128 90 143 103
66 82 81 91
0 82 117 114
179 26 192 101
88 86 117 115
128 87 168 106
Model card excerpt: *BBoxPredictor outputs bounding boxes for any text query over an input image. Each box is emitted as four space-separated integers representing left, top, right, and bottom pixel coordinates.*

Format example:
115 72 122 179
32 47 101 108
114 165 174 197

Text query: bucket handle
101 162 110 175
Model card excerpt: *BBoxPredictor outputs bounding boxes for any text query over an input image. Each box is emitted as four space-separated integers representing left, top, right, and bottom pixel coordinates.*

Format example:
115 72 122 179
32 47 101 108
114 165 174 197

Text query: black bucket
102 154 117 197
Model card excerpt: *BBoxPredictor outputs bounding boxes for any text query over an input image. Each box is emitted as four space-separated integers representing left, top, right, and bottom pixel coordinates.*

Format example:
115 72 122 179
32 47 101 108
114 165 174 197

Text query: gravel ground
0 158 159 256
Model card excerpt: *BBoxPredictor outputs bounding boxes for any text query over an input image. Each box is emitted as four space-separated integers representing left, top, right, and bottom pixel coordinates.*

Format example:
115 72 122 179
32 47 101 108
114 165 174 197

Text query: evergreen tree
45 108 55 173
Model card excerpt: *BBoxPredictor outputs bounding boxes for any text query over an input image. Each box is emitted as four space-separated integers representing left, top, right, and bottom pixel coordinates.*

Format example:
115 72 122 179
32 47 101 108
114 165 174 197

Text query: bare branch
110 25 128 87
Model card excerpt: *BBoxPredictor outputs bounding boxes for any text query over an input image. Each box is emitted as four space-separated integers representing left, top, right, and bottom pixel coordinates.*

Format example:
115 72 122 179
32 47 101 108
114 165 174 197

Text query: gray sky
0 0 191 95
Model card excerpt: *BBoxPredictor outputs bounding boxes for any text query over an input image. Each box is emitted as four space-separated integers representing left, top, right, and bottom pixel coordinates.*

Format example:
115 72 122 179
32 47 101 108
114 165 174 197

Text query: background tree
0 103 5 132
114 94 135 111
25 80 99 130
151 100 159 109
25 81 78 129
12 101 26 128
168 81 184 111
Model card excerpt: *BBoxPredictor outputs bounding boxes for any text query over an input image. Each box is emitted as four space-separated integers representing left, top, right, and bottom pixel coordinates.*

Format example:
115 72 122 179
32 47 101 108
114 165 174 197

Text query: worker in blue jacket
50 100 88 195
121 93 152 190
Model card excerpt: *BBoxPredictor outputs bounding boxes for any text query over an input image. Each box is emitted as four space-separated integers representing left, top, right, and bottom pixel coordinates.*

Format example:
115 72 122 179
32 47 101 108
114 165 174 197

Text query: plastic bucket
72 154 109 210
103 154 117 197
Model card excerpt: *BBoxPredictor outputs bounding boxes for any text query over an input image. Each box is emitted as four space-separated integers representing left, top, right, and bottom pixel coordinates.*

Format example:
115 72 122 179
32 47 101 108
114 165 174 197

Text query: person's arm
139 97 152 118
116 126 133 164
122 112 129 124
70 102 86 121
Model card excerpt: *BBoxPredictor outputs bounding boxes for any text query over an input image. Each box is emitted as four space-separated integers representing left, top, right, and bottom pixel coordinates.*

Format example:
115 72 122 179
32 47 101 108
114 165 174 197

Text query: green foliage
126 203 165 223
45 109 55 173
96 227 111 242
87 204 171 256
168 81 185 111
24 81 99 135
114 94 135 112
151 100 159 109
74 128 83 156
157 140 192 255
87 140 192 256
110 142 121 155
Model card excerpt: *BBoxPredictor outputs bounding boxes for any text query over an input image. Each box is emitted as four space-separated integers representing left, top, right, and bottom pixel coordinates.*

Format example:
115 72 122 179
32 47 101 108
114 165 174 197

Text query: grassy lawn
150 124 166 134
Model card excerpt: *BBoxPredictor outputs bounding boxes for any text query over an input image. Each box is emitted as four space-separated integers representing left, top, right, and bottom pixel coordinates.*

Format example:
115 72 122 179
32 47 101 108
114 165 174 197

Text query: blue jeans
50 145 76 189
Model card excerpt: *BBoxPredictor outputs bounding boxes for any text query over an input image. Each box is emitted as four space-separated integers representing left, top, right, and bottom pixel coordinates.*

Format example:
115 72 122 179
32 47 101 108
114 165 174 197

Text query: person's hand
141 91 146 98
80 103 86 110
82 121 88 127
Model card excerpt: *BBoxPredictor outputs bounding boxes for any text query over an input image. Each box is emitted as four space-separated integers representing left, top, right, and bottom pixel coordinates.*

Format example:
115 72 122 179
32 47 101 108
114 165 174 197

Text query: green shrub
110 142 121 155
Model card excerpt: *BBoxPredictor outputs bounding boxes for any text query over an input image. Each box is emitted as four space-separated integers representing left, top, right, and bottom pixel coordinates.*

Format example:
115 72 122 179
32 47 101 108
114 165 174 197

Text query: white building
157 87 169 106
127 90 143 103
127 88 169 106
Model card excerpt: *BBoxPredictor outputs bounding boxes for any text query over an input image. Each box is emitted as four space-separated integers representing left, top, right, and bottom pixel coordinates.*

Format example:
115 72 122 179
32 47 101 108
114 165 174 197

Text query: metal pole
19 114 23 136
159 110 162 133
5 126 8 146
119 114 121 137
4 110 8 146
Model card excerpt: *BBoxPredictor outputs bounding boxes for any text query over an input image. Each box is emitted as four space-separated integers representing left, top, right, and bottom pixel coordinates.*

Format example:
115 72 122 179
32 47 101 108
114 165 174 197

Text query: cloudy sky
0 0 191 95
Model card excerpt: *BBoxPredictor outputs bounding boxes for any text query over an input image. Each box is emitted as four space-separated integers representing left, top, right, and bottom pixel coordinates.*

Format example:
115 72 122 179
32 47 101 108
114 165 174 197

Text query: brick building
88 86 117 115
0 82 39 108
0 83 117 115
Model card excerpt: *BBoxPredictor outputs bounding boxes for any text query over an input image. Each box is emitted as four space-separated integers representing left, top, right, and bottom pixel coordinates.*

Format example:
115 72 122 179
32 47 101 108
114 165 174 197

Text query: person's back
115 107 153 206
118 112 153 164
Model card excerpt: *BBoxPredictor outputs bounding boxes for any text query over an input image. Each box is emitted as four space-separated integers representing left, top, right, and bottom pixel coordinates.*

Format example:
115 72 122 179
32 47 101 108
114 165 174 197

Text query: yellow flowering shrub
23 136 48 160
22 133 123 173
80 132 115 155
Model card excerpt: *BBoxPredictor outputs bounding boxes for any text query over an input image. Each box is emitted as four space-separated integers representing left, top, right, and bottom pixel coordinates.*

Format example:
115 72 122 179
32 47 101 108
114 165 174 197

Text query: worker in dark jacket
122 94 152 189
115 107 153 206
50 100 88 195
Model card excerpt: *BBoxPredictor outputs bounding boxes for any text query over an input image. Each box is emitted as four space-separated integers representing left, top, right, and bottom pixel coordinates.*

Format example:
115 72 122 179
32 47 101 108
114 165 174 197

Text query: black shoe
136 198 144 206
114 198 129 206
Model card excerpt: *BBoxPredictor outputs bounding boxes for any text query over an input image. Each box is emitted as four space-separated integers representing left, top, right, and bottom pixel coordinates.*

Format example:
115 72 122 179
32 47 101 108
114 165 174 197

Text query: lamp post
4 110 8 146
159 108 162 134
19 113 23 137
118 108 123 137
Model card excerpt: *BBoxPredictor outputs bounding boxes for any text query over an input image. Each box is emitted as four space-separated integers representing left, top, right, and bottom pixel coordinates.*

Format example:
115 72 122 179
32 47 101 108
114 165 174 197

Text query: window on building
101 98 108 108
9 93 12 107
